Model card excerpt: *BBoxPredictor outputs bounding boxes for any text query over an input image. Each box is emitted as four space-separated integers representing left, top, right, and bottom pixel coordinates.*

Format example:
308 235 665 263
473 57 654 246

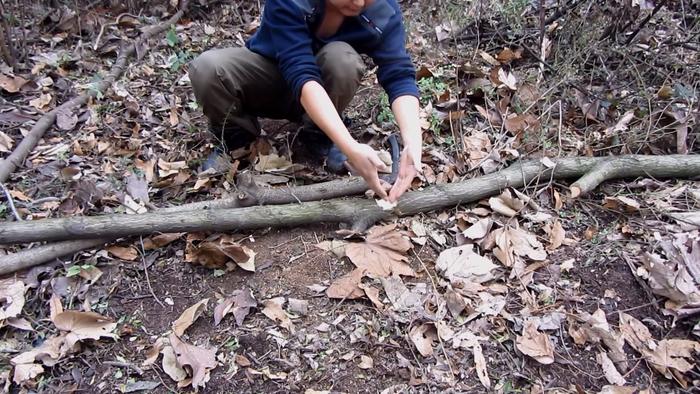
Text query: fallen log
1 155 698 246
0 1 189 183
0 173 380 274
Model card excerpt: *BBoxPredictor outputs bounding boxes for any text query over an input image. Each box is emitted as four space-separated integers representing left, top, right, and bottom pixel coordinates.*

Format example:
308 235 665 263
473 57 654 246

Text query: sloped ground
0 1 699 393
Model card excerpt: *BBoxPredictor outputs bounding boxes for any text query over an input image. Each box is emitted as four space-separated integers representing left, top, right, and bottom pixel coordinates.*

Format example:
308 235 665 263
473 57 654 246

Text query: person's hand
344 143 390 199
388 146 421 202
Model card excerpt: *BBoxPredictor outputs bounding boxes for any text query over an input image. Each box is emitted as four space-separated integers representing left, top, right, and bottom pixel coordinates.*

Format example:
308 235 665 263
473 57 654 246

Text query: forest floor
0 0 699 393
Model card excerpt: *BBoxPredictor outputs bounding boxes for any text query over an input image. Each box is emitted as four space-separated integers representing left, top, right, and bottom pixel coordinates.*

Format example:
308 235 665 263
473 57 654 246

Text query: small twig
102 360 144 375
94 12 141 51
625 0 669 45
139 236 165 308
0 182 21 221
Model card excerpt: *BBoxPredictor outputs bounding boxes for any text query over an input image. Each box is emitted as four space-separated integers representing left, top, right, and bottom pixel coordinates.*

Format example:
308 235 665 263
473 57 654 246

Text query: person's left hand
388 147 421 202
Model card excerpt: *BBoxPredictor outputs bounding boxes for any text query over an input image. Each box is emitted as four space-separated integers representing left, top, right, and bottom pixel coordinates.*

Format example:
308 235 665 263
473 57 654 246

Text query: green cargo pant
188 42 366 144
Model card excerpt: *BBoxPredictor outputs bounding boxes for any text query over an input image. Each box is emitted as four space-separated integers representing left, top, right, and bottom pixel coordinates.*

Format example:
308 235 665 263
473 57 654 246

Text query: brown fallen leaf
53 311 118 348
545 220 565 250
172 299 209 337
462 218 493 240
315 239 348 258
358 282 384 310
107 245 139 261
213 289 257 326
598 386 638 394
619 312 700 384
161 345 188 383
12 363 44 385
435 244 499 285
358 355 374 369
473 343 490 389
326 268 366 299
261 298 295 332
409 323 436 357
504 113 540 135
603 196 640 212
568 309 627 371
345 224 415 278
143 233 184 250
496 47 523 64
0 73 29 93
0 131 13 152
168 333 217 389
0 278 25 327
11 334 71 368
492 225 547 267
143 338 165 366
598 352 626 386
185 234 256 271
516 319 554 364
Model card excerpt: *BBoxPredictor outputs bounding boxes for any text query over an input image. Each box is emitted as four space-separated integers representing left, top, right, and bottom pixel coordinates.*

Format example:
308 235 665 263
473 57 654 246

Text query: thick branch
569 158 622 198
0 2 189 183
0 172 377 274
1 155 698 245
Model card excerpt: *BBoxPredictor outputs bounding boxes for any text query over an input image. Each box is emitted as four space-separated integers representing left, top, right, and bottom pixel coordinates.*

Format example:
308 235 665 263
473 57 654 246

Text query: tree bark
0 1 189 183
1 155 698 246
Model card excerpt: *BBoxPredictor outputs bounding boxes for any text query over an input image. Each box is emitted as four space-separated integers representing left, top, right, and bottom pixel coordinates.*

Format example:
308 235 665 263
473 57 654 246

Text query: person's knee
189 50 222 91
317 42 365 79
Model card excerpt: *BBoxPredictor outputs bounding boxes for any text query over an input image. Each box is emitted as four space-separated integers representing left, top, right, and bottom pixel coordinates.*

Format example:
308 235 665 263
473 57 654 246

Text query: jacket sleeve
265 0 323 100
367 4 419 104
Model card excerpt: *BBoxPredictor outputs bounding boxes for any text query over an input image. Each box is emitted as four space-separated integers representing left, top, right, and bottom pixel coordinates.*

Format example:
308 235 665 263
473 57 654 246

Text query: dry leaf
185 235 256 271
0 131 13 152
568 310 627 371
504 113 540 135
345 224 415 278
435 245 499 285
358 355 374 369
409 323 436 357
603 196 640 212
0 279 25 326
545 220 565 250
254 153 302 173
0 73 29 93
172 299 209 336
143 233 184 250
463 218 493 240
493 225 547 267
52 310 118 347
107 245 139 261
143 339 165 366
473 343 490 389
497 68 517 90
381 275 423 313
597 352 626 386
261 298 295 332
168 334 217 389
158 159 188 178
516 319 554 364
213 289 257 326
162 345 187 382
619 312 700 382
12 363 44 384
29 93 52 110
11 334 70 368
496 47 523 64
326 268 366 299
315 239 348 258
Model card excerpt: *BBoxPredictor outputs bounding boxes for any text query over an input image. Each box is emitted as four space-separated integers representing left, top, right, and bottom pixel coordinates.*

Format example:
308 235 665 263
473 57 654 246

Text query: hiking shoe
297 125 348 174
202 123 257 172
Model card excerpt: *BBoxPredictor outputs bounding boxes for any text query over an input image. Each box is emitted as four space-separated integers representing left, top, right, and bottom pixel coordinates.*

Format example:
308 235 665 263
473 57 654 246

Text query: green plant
166 26 179 47
169 50 191 72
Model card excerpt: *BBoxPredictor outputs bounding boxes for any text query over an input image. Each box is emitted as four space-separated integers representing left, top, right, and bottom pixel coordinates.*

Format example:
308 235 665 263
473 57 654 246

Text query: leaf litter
2 0 699 392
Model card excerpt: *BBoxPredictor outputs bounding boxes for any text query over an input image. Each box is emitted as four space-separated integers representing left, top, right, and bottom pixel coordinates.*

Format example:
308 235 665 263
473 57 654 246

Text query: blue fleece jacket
246 0 419 105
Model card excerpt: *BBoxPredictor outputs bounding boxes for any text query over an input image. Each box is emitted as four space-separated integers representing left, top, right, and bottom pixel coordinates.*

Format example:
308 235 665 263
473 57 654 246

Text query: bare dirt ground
1 0 699 393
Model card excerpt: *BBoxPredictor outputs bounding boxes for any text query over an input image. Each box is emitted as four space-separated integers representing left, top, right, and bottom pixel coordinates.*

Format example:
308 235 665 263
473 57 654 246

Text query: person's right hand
344 143 390 200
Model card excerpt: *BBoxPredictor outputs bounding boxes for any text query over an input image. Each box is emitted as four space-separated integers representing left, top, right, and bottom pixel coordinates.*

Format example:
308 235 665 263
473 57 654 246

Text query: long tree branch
1 155 698 246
